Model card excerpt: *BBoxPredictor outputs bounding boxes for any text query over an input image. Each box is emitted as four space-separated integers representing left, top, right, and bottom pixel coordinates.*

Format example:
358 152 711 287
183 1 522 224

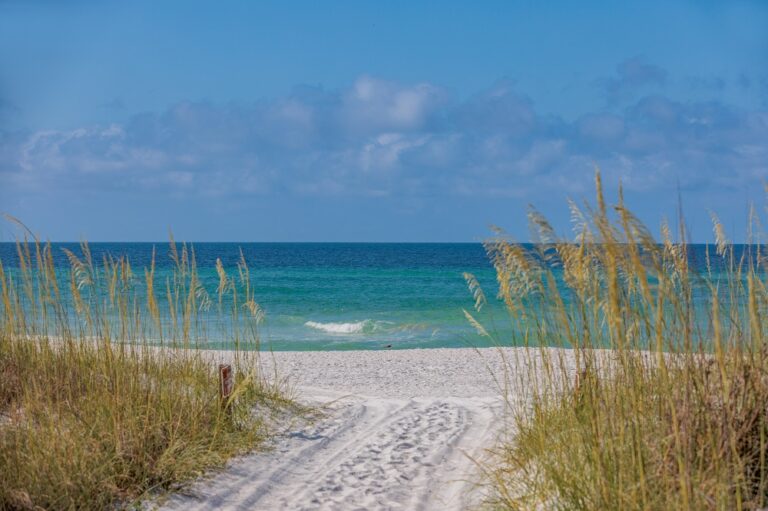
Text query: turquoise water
0 242 753 351
0 243 500 350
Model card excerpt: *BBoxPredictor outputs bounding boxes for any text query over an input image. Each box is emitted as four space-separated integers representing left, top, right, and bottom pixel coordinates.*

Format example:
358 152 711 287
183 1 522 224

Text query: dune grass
469 173 768 510
0 229 295 510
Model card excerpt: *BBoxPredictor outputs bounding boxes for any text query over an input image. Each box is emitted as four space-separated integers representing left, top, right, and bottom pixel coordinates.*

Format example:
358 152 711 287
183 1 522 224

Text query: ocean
0 242 752 351
0 243 500 350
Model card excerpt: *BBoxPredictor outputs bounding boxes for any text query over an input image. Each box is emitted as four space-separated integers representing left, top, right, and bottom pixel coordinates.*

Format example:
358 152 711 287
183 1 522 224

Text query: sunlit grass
470 172 768 510
0 225 296 509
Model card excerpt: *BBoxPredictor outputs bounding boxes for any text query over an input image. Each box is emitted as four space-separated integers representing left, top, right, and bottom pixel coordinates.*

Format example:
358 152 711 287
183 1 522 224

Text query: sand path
158 348 555 511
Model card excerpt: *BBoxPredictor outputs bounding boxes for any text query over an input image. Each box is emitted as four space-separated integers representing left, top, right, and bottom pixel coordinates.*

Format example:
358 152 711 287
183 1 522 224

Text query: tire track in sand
160 393 500 511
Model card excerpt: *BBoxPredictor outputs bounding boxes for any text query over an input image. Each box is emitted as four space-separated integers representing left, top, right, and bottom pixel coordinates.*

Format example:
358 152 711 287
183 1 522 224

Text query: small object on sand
219 364 234 411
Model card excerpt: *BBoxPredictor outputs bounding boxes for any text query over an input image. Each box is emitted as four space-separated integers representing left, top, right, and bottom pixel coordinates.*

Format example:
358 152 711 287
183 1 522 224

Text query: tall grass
470 173 768 510
0 225 293 510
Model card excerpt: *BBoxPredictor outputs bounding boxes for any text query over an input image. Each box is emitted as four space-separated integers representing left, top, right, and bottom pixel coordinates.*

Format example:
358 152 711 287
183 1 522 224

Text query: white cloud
1 76 766 202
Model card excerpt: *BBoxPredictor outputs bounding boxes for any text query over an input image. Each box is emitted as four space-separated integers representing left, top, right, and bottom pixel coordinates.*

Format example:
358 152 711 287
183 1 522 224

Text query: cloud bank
1 71 766 210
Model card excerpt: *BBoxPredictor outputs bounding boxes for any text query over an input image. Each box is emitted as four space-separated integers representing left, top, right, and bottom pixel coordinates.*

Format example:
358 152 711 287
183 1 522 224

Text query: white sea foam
304 319 430 336
305 320 372 334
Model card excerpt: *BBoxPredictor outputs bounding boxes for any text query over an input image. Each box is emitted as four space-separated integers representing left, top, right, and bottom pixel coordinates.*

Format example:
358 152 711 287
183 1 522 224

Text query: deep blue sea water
0 242 756 350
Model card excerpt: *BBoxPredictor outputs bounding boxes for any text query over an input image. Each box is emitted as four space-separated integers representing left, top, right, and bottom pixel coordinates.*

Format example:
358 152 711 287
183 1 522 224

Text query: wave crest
304 320 373 334
304 319 431 336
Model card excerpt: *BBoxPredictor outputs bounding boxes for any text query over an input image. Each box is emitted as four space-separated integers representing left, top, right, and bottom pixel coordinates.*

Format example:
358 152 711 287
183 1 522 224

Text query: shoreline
199 345 588 398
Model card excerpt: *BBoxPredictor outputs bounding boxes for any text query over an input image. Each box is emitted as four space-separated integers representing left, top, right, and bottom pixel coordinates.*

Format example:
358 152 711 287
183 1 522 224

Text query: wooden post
219 364 233 411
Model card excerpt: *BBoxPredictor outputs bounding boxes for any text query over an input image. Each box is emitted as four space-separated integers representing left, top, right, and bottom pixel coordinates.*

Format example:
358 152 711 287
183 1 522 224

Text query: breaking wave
304 320 431 336
304 320 374 334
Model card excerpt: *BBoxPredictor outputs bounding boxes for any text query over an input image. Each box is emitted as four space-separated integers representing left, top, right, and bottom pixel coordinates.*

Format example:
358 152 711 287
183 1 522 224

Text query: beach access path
159 347 575 511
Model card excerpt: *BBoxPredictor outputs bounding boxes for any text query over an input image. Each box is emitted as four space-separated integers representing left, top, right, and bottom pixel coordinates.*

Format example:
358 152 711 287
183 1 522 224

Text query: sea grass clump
0 229 294 510
473 173 768 510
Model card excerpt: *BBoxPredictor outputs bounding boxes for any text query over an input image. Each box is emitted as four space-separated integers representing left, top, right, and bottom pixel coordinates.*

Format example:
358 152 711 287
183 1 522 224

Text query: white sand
159 347 578 511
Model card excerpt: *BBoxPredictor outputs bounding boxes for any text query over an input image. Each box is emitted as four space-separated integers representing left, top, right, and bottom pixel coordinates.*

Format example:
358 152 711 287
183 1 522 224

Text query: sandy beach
157 347 578 511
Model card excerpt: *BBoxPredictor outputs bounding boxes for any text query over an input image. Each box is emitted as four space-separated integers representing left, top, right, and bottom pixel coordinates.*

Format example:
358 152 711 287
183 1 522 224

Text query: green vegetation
0 227 295 510
470 173 768 510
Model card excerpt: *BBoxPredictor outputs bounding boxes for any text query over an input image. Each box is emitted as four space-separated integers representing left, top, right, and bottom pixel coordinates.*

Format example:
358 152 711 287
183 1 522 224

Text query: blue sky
1 1 767 241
